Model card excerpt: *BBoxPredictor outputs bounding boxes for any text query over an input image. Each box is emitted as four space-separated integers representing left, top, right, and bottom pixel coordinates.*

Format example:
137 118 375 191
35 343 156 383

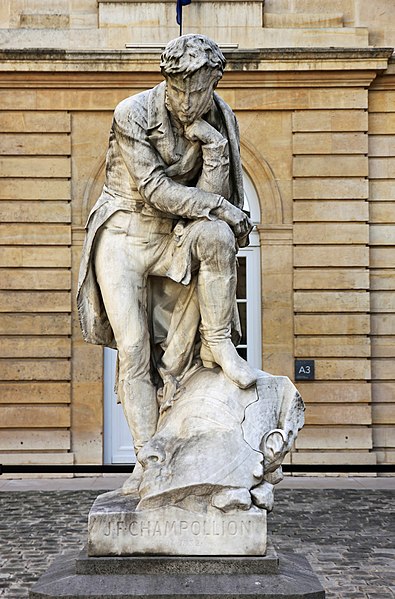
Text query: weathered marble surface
137 368 304 513
78 34 305 557
88 490 266 556
88 368 303 556
77 34 256 469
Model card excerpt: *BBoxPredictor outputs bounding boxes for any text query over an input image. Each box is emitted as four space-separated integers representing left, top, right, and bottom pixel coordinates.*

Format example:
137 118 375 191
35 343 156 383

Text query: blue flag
176 0 192 25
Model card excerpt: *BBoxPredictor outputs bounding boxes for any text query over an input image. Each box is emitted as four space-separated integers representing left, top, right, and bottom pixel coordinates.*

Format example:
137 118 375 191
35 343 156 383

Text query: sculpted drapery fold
77 37 303 527
77 83 245 350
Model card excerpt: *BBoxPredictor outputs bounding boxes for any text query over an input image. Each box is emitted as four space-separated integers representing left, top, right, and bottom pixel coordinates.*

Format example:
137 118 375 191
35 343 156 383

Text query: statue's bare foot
121 460 143 496
201 340 257 389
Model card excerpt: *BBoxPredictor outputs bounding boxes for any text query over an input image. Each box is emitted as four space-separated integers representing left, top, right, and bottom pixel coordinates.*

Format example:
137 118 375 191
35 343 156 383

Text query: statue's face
165 67 218 125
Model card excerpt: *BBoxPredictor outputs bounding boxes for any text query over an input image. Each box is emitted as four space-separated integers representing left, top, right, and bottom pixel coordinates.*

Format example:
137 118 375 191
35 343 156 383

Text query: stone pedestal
29 544 326 598
88 490 267 556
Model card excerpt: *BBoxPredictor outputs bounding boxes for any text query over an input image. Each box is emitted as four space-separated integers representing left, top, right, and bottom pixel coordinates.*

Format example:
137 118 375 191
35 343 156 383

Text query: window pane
237 257 246 299
237 347 247 360
237 301 247 345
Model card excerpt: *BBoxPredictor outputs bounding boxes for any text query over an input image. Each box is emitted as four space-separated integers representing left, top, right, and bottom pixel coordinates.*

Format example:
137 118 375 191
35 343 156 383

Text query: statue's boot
201 340 257 389
197 225 257 390
119 378 159 495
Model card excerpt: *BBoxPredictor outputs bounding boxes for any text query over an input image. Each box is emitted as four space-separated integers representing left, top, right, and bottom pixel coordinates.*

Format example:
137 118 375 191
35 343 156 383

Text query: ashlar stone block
88 490 267 557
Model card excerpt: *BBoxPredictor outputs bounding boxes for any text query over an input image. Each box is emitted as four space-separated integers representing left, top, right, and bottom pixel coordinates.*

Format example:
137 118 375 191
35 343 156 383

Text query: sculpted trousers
94 210 237 455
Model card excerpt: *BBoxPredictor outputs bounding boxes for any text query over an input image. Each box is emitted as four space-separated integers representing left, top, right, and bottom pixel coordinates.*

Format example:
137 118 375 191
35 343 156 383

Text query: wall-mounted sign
295 359 315 381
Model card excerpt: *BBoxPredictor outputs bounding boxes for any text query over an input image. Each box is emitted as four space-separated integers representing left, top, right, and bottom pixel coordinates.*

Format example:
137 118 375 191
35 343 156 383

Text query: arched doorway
103 172 262 464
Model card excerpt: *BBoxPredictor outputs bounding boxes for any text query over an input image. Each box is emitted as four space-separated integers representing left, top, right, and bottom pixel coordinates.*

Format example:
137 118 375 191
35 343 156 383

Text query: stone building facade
0 0 394 471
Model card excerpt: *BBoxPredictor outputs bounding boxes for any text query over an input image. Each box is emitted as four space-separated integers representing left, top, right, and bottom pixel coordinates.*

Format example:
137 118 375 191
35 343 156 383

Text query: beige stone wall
292 100 372 466
1 0 394 51
0 0 394 472
0 48 393 471
0 0 383 49
369 63 395 467
0 107 73 466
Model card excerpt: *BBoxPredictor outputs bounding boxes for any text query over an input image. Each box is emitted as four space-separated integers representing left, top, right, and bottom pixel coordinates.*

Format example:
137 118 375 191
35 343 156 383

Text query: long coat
77 81 245 349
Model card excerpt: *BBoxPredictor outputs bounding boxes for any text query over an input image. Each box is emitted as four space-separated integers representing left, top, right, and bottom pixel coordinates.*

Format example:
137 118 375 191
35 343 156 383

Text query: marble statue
78 34 304 556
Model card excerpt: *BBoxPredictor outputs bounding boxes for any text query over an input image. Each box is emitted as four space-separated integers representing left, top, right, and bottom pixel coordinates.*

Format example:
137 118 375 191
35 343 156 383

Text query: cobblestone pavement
0 488 393 598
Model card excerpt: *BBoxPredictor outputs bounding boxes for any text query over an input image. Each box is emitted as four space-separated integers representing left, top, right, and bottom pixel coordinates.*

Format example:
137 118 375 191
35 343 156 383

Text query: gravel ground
0 488 393 598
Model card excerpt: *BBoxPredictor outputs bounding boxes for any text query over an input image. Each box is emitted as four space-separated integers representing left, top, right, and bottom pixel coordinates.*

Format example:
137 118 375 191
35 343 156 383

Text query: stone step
75 544 279 575
29 549 326 599
264 12 344 29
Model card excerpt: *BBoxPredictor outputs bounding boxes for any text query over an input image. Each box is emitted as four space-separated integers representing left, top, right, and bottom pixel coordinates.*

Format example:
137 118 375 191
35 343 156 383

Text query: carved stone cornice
0 48 392 84
371 58 395 90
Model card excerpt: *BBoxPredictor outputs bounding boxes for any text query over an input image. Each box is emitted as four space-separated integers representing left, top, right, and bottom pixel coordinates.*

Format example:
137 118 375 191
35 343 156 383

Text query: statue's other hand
184 118 224 145
214 200 253 239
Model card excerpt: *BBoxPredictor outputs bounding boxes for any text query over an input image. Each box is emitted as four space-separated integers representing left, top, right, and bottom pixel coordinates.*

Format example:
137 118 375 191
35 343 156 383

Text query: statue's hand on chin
184 118 224 145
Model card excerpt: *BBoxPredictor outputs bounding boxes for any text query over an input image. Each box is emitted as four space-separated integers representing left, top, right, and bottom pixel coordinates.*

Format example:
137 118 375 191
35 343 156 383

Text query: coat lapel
147 82 179 166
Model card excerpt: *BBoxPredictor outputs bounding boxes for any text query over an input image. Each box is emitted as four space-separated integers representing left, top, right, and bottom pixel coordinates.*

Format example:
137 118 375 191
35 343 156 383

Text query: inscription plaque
88 490 266 556
103 518 252 538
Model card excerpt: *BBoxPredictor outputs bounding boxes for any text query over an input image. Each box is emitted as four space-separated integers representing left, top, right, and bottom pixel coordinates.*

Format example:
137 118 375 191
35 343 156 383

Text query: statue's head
160 34 226 79
160 34 226 125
